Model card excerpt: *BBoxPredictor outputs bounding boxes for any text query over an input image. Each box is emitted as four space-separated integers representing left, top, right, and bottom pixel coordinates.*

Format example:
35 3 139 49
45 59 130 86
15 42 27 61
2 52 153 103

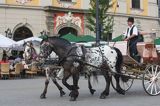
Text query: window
132 0 140 9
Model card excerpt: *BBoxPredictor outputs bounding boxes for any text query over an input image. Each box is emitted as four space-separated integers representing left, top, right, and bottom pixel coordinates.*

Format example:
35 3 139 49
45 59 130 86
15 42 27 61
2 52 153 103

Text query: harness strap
58 46 85 65
58 46 78 64
98 46 110 63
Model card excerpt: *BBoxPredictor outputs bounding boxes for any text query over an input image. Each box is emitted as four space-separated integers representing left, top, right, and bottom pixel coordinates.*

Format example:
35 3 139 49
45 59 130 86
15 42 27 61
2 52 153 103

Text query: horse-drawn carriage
109 40 160 96
23 35 160 101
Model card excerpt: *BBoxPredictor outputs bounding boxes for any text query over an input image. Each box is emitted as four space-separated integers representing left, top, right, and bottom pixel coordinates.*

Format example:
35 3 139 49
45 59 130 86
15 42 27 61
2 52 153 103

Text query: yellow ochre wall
52 0 81 9
126 0 148 16
6 0 39 6
112 0 118 13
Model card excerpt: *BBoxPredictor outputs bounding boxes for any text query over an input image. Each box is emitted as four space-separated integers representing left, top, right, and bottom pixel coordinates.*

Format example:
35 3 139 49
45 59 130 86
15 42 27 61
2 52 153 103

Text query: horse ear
43 35 48 41
23 41 26 46
45 42 50 45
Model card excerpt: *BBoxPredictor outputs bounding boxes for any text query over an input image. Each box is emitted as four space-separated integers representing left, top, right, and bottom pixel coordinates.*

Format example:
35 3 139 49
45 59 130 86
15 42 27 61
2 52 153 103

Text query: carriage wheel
142 64 160 96
111 75 134 92
111 65 134 91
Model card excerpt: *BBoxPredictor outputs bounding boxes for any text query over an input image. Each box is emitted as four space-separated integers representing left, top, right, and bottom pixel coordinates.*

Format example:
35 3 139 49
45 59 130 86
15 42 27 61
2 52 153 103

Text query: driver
123 17 139 61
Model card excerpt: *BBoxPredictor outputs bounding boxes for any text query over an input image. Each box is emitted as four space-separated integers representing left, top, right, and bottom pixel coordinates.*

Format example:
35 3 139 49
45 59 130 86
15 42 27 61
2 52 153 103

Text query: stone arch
13 24 33 41
55 23 81 36
58 27 78 37
12 23 33 35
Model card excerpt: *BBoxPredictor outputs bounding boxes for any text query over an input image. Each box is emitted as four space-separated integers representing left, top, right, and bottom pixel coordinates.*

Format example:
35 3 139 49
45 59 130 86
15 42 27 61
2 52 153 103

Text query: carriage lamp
5 28 12 39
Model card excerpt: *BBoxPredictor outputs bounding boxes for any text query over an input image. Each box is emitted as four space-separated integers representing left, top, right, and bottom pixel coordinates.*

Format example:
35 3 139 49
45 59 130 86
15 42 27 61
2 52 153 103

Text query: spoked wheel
111 75 134 91
111 66 134 91
142 64 160 96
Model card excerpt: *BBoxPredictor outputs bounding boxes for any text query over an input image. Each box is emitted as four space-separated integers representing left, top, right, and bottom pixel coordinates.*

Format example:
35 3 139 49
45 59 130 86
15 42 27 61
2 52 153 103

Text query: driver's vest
126 25 144 43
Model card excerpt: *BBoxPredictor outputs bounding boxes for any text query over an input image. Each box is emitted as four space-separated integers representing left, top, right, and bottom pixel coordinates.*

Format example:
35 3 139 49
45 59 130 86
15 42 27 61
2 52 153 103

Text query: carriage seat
143 43 158 62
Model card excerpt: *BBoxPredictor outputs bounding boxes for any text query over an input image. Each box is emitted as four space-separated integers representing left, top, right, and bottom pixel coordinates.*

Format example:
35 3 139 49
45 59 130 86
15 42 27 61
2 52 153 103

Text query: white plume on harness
76 44 83 57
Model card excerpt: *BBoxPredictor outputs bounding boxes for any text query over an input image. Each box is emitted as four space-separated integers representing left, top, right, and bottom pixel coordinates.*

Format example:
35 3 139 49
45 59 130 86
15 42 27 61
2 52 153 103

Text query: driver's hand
124 38 129 41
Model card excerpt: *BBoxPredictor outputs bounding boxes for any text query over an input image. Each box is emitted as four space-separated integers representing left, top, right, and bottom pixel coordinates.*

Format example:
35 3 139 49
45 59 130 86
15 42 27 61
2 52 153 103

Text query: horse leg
100 70 111 99
114 74 125 95
69 73 80 101
62 71 78 101
62 71 72 90
40 78 50 99
51 78 66 97
88 75 96 95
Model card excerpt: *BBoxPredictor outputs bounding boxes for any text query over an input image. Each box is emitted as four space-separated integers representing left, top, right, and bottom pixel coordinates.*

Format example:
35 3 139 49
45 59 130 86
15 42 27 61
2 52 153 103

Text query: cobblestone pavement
0 76 160 106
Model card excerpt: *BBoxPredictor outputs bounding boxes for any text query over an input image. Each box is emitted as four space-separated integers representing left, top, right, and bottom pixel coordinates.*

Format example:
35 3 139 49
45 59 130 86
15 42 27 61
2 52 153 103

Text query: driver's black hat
127 17 134 23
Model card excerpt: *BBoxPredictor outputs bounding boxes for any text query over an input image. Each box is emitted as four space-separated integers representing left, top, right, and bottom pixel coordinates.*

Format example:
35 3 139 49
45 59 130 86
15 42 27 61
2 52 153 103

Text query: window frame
132 0 141 9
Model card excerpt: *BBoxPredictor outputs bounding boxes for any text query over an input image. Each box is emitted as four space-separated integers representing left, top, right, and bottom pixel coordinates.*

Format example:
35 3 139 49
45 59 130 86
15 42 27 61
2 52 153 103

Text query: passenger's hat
127 17 134 23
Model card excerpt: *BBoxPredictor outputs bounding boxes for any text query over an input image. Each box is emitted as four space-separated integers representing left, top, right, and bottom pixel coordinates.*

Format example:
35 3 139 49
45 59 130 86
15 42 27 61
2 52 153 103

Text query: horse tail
92 71 98 83
113 47 126 82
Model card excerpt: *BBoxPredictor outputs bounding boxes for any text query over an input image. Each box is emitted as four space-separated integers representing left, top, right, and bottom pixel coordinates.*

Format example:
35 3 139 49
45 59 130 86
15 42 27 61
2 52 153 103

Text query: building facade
158 0 160 17
0 0 159 41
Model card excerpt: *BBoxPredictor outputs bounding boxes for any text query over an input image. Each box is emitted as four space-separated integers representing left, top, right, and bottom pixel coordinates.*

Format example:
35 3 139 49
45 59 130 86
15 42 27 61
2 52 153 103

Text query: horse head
23 41 37 61
40 37 71 59
40 39 53 58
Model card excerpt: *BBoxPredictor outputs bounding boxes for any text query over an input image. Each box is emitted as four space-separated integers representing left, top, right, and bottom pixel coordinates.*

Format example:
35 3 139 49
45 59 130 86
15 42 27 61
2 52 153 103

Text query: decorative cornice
44 6 159 20
108 13 160 20
44 6 88 13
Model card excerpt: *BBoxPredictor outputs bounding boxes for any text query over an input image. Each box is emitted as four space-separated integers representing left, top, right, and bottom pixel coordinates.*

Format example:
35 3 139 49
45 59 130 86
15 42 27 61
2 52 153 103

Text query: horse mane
41 36 71 47
50 36 71 44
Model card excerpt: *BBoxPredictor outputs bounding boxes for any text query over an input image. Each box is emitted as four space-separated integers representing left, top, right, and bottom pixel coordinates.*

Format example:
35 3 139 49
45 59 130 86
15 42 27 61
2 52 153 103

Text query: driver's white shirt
124 25 138 38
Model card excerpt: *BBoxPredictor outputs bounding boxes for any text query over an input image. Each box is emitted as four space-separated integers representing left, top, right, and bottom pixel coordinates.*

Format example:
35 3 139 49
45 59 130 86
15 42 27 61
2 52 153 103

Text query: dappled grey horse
40 37 126 101
23 41 97 100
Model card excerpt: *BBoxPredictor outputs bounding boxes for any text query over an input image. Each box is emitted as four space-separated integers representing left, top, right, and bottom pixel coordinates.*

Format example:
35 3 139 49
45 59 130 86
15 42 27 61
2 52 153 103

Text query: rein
58 46 80 64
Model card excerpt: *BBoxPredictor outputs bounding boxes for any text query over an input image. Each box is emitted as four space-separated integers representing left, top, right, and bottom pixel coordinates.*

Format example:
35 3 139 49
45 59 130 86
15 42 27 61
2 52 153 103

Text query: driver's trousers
129 37 139 59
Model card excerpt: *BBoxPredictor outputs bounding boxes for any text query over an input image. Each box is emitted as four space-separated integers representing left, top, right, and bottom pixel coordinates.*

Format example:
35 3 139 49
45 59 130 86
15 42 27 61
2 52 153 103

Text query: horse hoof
60 91 66 97
120 90 125 95
70 97 76 101
100 94 106 99
69 92 71 96
90 89 96 95
40 94 46 99
117 89 125 95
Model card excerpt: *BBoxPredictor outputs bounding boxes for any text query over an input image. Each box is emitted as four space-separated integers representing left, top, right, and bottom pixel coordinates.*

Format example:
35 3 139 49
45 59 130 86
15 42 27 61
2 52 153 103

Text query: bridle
40 41 85 65
40 41 52 58
24 43 38 61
